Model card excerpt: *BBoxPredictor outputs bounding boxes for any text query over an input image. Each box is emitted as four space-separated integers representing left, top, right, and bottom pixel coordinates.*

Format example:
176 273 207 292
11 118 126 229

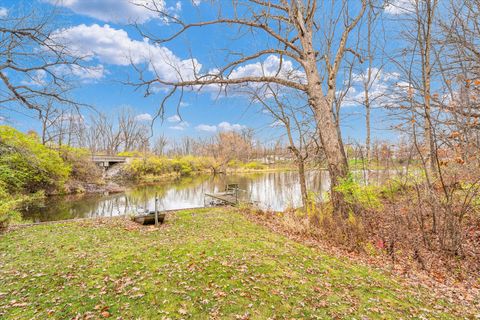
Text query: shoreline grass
0 208 474 319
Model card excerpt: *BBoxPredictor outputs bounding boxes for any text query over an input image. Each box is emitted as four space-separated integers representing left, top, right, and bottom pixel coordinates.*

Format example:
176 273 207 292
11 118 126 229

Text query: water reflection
21 170 397 222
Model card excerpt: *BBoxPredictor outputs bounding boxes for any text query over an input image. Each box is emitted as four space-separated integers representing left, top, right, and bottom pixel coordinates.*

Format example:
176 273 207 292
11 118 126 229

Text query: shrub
124 155 211 180
243 161 266 170
123 155 267 180
117 150 144 157
172 156 201 176
0 182 21 230
228 159 242 169
59 146 102 183
0 181 44 230
0 126 70 194
0 126 70 228
335 173 383 211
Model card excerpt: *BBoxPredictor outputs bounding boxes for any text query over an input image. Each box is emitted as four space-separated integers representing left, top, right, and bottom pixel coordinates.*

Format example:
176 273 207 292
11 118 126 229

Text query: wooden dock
204 184 243 206
204 192 239 206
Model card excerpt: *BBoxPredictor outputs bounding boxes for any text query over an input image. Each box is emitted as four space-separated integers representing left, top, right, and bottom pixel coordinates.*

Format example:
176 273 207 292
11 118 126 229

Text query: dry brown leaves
239 208 480 313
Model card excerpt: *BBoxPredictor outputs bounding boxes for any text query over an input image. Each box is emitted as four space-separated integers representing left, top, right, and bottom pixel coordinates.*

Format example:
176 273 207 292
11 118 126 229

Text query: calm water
21 170 395 222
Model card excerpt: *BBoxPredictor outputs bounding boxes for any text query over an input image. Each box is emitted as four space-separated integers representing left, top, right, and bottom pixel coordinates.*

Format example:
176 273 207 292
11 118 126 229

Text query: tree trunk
301 33 349 216
289 145 308 210
308 81 349 214
297 157 308 210
366 105 371 163
419 0 438 178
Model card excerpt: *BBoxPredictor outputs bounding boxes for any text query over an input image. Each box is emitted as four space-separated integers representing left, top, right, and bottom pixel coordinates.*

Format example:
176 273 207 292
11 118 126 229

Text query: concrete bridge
91 155 131 168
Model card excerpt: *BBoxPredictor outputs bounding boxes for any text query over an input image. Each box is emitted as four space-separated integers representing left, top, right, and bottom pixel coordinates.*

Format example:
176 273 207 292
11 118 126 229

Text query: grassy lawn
0 208 473 319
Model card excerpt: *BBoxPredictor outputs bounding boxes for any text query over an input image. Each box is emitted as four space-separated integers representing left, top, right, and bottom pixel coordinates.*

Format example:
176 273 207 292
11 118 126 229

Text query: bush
227 159 242 169
117 150 143 157
59 146 102 183
0 126 71 228
123 155 267 180
0 183 21 230
172 157 195 176
0 126 70 194
335 173 383 211
0 181 44 230
243 161 266 170
124 155 211 180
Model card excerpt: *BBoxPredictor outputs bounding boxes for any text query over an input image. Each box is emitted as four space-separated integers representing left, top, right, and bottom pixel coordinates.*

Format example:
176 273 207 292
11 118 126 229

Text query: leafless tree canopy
131 0 368 214
0 7 88 119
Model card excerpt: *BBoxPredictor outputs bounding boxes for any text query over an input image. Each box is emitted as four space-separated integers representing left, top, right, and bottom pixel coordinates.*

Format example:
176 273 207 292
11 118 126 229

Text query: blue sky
0 0 414 144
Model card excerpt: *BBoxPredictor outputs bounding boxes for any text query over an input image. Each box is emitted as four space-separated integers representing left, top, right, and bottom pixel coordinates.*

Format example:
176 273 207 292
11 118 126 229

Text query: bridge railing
91 155 128 163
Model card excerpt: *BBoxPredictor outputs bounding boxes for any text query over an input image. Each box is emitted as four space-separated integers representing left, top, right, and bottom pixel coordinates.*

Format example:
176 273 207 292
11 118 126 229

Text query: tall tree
133 0 367 215
416 0 439 175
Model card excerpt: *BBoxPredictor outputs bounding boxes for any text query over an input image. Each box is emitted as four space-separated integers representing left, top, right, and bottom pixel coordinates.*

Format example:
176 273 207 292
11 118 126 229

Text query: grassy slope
0 209 472 319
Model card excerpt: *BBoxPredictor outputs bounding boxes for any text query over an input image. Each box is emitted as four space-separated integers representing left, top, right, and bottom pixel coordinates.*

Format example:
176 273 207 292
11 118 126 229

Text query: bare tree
82 109 150 155
391 0 440 178
0 7 88 118
416 0 439 175
153 134 168 156
252 85 317 208
90 114 121 154
359 3 385 163
118 109 150 152
132 0 367 215
38 100 57 145
436 0 480 163
338 1 386 167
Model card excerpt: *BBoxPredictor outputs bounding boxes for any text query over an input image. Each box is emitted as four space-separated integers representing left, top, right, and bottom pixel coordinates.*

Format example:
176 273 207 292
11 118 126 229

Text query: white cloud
384 0 415 15
218 121 246 132
71 64 105 80
21 64 104 86
195 121 246 133
198 55 305 97
135 113 153 121
195 124 217 132
20 70 47 86
192 0 202 5
169 121 189 130
43 0 164 23
56 64 106 82
52 26 302 96
0 116 5 123
0 7 8 18
341 68 403 108
51 24 200 83
175 1 182 11
269 120 284 127
167 114 181 123
227 55 305 84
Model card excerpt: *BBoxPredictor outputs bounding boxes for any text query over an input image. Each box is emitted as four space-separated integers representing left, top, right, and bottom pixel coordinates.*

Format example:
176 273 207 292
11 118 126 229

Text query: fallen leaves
0 208 477 318
101 310 111 318
178 308 187 315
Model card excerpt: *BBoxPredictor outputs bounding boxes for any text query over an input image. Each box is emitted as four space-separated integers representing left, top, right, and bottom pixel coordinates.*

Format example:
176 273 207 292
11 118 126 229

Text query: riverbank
1 208 477 319
120 163 299 184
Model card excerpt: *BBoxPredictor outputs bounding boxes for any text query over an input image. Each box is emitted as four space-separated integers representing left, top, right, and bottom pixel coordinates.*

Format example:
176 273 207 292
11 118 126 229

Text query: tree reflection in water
22 170 394 222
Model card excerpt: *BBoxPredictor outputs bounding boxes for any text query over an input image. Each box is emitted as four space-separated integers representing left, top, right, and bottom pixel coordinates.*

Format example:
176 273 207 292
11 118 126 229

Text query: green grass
0 209 473 319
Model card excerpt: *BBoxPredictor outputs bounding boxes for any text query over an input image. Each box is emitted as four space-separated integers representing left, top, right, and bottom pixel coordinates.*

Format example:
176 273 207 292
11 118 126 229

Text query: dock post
154 192 159 227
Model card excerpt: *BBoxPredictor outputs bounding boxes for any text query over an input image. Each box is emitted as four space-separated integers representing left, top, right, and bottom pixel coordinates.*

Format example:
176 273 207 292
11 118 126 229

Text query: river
21 170 396 223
